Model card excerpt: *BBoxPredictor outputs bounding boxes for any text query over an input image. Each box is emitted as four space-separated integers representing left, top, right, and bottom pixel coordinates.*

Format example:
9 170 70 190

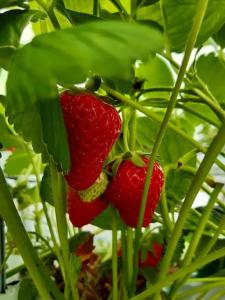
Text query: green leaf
0 10 44 48
137 116 196 206
0 47 16 70
163 0 225 52
4 150 32 176
136 55 174 98
137 0 159 8
56 0 102 25
40 165 54 206
0 0 25 9
6 21 163 171
196 53 225 103
0 113 21 149
136 2 163 27
18 278 38 300
214 23 225 48
92 205 123 230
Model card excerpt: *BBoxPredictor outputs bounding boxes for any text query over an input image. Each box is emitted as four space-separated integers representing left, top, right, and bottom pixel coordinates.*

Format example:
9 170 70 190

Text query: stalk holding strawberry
60 91 121 191
103 157 164 227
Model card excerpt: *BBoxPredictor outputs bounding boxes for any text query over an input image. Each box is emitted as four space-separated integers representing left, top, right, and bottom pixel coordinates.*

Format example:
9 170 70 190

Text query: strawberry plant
0 0 225 299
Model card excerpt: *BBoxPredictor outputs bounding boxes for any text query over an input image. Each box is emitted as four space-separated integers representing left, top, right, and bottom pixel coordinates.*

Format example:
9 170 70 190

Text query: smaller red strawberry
139 243 163 268
67 187 109 227
103 157 164 228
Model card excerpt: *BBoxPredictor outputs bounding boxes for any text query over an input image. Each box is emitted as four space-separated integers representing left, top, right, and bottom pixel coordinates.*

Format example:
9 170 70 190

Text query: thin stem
169 183 223 296
137 87 197 99
0 167 64 300
122 109 130 152
130 247 225 300
0 218 5 293
193 87 225 120
93 0 100 16
111 206 118 300
157 122 225 285
159 187 173 235
129 108 137 151
121 224 128 290
132 0 210 295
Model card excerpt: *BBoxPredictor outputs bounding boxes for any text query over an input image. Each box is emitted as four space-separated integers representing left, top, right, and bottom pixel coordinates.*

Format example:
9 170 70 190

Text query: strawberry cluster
60 91 164 229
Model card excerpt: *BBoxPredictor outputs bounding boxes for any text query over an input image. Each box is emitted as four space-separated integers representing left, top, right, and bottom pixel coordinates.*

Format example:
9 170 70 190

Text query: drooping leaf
196 53 225 103
162 0 225 52
6 21 163 171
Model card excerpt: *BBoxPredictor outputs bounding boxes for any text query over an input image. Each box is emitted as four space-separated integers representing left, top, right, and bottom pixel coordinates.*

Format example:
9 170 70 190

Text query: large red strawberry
139 242 163 268
67 187 109 227
103 157 164 227
60 91 121 191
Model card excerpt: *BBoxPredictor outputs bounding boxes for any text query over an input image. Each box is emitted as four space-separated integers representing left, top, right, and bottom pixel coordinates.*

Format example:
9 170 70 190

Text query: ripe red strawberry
60 91 121 191
67 187 109 227
139 243 163 268
103 157 164 227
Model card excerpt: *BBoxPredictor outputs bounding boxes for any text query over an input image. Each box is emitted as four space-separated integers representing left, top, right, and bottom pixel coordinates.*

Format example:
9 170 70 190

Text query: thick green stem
101 84 225 172
132 0 210 295
35 0 61 29
136 87 197 99
127 227 133 295
157 122 225 285
169 183 223 296
50 159 78 299
111 206 118 300
130 247 225 300
0 168 64 300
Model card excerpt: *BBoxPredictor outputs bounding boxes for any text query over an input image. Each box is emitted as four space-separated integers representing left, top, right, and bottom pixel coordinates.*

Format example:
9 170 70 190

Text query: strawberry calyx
78 172 109 203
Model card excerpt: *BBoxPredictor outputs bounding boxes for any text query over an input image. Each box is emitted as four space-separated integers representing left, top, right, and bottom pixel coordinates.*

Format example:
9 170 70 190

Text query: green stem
133 0 210 295
157 122 225 285
35 0 61 29
183 183 223 265
169 183 223 297
112 206 118 300
122 109 130 152
175 281 225 300
159 187 173 235
191 208 225 235
130 248 225 300
0 168 64 300
127 227 133 295
121 224 128 290
193 88 225 120
93 0 100 16
50 159 78 300
129 108 137 151
200 215 225 257
101 84 225 172
136 87 197 99
209 288 225 300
